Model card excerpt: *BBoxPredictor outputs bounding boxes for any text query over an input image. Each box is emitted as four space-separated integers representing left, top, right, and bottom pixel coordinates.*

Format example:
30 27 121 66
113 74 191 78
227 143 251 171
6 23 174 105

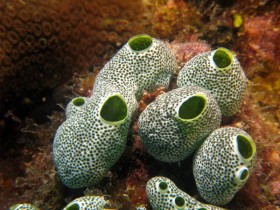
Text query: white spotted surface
65 97 89 119
10 204 39 210
93 38 177 100
193 127 256 205
63 196 108 210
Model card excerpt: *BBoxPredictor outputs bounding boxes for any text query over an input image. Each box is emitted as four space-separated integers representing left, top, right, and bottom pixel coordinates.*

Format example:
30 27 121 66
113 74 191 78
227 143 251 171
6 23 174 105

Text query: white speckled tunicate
139 86 221 162
53 35 177 188
93 34 177 99
193 127 257 205
53 86 132 188
177 48 247 117
9 204 39 210
63 196 108 210
146 176 225 210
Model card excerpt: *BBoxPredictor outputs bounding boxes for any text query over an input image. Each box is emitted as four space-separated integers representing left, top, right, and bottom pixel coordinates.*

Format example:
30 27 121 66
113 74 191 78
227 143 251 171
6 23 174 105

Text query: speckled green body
139 86 221 162
146 176 224 210
53 35 177 188
63 196 108 210
193 127 257 205
177 49 247 117
10 204 39 210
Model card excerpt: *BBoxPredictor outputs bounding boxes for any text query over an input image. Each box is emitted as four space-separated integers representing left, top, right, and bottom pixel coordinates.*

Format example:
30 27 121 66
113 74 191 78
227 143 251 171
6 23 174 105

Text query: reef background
0 0 279 209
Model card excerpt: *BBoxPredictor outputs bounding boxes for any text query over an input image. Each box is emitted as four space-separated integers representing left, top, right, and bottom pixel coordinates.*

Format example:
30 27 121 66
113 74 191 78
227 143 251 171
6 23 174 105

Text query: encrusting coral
193 127 257 206
53 34 177 188
146 176 224 210
0 0 149 157
177 47 247 117
138 86 221 162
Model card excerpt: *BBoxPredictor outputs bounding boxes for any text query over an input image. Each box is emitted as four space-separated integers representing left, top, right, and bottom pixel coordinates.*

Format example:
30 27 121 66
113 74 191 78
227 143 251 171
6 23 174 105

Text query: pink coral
169 41 211 69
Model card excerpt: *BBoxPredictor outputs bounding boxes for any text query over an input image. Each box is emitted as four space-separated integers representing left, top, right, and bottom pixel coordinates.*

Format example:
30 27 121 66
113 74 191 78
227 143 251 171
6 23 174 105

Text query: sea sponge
9 204 39 210
63 196 108 210
177 48 247 117
146 176 224 210
53 34 177 188
139 86 221 162
193 127 257 205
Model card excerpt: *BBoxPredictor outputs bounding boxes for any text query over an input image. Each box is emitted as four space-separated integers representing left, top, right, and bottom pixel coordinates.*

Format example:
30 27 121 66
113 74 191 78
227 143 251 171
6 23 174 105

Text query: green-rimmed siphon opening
240 168 249 180
197 208 208 210
234 166 250 184
178 94 207 121
237 134 255 159
159 181 168 191
65 203 80 210
213 47 233 69
73 97 86 106
100 94 128 125
175 196 185 208
128 34 153 51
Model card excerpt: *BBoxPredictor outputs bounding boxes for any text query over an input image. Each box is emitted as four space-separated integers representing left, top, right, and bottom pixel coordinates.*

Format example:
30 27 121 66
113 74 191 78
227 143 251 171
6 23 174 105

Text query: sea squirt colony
53 34 177 189
13 34 257 209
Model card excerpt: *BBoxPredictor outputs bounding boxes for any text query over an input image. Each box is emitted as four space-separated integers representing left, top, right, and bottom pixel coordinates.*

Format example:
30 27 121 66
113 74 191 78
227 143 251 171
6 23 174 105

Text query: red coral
236 15 280 71
138 87 166 113
169 41 211 69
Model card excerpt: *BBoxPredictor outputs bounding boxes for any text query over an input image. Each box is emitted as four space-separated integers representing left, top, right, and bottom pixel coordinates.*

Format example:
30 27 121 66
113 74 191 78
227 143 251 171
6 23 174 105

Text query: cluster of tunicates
139 46 256 208
138 46 256 208
53 34 177 188
14 34 256 209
